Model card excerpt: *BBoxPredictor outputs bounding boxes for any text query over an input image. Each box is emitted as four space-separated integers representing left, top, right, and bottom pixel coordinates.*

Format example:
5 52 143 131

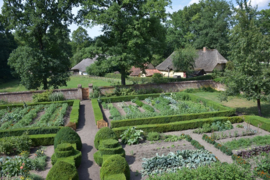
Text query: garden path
189 133 233 163
77 100 100 180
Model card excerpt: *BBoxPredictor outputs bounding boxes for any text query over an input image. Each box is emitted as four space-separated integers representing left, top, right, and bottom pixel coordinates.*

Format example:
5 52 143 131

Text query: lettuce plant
120 127 144 145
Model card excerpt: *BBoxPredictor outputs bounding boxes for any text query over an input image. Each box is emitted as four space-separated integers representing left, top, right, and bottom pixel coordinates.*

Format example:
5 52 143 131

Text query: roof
129 63 155 76
156 48 228 72
145 69 162 77
71 57 98 72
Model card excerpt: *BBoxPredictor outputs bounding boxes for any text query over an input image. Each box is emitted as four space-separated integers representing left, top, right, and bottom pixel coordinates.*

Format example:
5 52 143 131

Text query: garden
92 92 270 180
0 97 81 179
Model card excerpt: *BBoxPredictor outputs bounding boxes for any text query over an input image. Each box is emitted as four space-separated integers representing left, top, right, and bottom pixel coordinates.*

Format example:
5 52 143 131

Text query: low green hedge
0 100 74 109
70 100 80 124
46 161 79 180
0 127 61 138
112 116 243 138
29 134 56 146
244 115 270 132
92 99 104 125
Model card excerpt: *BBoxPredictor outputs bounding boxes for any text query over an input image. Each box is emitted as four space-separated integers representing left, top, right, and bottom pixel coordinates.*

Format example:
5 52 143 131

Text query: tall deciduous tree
2 0 78 90
172 44 198 75
258 3 270 35
0 16 17 82
166 0 231 57
222 0 270 116
79 0 170 85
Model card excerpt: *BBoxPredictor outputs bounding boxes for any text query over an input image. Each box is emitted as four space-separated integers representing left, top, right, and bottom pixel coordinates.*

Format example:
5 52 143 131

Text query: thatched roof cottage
156 47 228 78
71 57 97 75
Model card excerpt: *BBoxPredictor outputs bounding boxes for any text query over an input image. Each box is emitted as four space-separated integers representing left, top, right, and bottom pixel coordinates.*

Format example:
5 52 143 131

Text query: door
82 88 89 100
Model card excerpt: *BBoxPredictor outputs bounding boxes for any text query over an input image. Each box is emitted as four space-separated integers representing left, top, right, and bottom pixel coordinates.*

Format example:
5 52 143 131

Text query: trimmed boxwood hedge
0 100 74 109
112 116 243 138
93 92 235 128
92 99 103 125
70 100 80 124
54 127 82 151
30 134 56 146
46 161 79 180
0 127 61 138
244 115 270 132
94 127 117 150
100 155 130 180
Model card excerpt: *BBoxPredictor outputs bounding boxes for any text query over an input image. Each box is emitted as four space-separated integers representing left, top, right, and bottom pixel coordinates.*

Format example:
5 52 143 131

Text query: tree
172 45 198 75
2 0 78 90
222 0 270 116
79 0 170 85
0 16 17 81
258 3 270 35
166 0 232 57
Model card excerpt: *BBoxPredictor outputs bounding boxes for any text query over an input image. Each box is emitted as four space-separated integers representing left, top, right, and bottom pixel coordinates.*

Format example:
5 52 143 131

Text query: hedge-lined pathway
77 100 100 180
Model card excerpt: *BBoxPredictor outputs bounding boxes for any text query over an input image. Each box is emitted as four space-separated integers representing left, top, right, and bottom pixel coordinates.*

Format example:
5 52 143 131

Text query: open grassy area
0 76 132 93
193 91 270 119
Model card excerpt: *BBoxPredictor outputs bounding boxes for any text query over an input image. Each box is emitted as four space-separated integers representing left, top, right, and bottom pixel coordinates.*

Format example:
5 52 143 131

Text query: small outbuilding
71 57 97 75
130 63 161 77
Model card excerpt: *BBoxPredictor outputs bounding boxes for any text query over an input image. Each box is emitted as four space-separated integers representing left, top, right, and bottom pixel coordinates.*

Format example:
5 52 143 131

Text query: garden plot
101 94 219 124
0 103 71 130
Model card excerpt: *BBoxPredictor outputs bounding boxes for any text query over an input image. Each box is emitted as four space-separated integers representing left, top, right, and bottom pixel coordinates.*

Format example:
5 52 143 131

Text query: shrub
90 86 101 98
49 92 65 101
54 127 82 151
151 73 168 84
46 161 79 180
120 127 144 145
100 155 130 180
94 127 117 150
147 132 161 141
32 90 53 102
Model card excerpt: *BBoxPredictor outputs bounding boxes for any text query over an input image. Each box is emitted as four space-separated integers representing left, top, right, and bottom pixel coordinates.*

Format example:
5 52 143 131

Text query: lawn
193 92 270 119
0 75 132 93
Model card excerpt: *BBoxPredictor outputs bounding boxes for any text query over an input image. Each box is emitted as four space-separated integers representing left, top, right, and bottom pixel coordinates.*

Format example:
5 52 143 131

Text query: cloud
188 0 200 6
249 0 269 9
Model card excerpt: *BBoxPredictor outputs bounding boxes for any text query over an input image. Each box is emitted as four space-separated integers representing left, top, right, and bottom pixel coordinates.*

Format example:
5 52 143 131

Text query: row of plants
208 128 257 141
93 127 130 180
32 90 65 102
221 135 270 150
202 134 232 155
112 116 244 138
234 145 270 159
193 121 233 134
141 149 218 176
47 127 83 180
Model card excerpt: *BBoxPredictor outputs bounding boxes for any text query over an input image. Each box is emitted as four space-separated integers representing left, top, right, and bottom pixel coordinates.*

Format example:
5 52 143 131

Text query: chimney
203 47 207 52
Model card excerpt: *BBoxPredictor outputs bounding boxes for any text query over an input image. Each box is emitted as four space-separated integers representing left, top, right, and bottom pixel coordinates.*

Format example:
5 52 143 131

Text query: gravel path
77 100 100 180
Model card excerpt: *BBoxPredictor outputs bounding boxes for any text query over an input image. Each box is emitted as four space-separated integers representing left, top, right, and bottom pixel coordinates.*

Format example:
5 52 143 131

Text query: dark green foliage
46 161 79 180
51 143 82 168
202 134 232 155
151 73 168 84
245 116 270 133
30 134 56 146
70 100 80 124
100 155 130 180
0 127 61 138
94 127 117 150
142 104 155 112
147 132 161 141
147 162 253 180
113 116 243 138
101 139 119 148
134 99 144 107
54 127 82 151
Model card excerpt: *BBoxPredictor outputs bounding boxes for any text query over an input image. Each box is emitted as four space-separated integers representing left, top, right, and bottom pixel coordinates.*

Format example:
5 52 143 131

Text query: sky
0 0 269 39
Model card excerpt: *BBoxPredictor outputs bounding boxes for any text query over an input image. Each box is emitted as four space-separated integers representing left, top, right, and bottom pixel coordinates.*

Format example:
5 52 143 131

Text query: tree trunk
257 99 262 116
43 78 48 90
120 66 126 85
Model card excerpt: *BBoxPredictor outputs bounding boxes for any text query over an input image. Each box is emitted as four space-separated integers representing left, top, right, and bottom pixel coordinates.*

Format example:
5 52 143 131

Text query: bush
147 132 161 141
151 73 168 84
46 161 79 180
120 127 144 145
49 92 65 101
54 127 82 151
100 155 130 180
90 86 101 98
30 134 56 146
32 90 53 102
94 127 117 150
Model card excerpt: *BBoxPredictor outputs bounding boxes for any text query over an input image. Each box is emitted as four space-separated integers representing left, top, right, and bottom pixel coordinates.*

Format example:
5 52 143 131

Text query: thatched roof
156 48 228 72
71 57 98 72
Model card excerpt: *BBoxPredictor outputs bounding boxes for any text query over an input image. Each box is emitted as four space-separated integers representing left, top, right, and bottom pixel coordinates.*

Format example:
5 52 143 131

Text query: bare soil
113 102 126 116
63 106 72 126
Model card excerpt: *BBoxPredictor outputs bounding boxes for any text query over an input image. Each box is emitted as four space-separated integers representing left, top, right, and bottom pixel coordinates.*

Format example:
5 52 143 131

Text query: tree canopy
79 0 170 85
222 0 270 116
2 0 78 89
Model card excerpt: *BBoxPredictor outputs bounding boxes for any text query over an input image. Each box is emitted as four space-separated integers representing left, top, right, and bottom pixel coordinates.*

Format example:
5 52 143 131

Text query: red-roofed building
129 63 161 77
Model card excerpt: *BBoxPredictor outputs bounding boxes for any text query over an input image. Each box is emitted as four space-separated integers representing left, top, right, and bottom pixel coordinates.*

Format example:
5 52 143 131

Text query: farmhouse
71 57 97 75
130 63 162 77
156 47 228 78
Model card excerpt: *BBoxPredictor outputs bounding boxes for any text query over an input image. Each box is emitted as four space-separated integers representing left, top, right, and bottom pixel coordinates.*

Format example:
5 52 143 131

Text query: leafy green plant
164 135 185 142
120 127 144 145
49 92 65 101
237 124 244 128
147 132 161 141
32 90 53 102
